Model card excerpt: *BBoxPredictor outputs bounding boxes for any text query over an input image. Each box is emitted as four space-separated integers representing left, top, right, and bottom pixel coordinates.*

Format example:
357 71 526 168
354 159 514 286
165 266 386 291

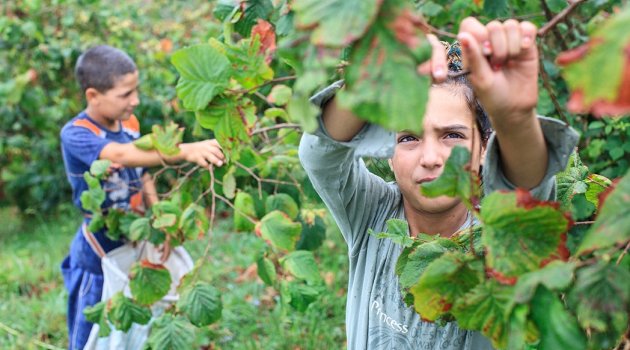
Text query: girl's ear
388 158 394 172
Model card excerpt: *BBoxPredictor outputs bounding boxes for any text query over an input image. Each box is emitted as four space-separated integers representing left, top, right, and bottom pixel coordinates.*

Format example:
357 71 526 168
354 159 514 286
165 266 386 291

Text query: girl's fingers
457 32 493 92
487 21 508 68
504 19 522 58
427 34 447 82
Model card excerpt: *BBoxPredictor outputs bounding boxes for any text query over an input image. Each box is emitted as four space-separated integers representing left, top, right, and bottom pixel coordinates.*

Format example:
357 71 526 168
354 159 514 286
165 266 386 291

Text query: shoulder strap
82 222 106 258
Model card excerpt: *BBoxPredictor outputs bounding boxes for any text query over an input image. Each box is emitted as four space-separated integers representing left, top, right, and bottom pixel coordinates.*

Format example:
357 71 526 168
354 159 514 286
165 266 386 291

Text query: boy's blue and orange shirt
60 111 146 216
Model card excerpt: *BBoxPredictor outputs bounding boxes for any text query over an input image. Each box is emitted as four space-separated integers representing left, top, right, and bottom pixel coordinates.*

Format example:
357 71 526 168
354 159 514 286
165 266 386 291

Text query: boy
60 45 224 350
298 18 579 349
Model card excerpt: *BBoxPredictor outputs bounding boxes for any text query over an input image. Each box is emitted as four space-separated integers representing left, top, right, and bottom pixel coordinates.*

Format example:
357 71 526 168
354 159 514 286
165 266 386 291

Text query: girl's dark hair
75 45 137 93
441 42 492 143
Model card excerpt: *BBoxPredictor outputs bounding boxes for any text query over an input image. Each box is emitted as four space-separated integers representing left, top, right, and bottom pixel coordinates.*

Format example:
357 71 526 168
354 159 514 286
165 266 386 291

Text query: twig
233 161 296 187
160 165 201 198
423 22 457 39
575 221 595 225
617 241 630 265
215 193 258 225
229 76 296 95
539 55 571 125
252 123 302 135
538 0 585 38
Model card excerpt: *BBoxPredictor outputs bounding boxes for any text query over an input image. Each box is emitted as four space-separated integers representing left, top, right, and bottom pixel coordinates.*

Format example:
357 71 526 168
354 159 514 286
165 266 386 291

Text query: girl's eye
398 135 418 143
445 132 464 139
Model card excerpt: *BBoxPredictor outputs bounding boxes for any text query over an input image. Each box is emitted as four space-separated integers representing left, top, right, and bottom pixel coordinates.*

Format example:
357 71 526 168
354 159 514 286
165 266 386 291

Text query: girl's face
391 86 485 215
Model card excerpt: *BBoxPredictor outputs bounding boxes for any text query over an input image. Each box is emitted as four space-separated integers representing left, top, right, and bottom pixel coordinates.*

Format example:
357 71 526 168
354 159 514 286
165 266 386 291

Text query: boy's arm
99 139 225 168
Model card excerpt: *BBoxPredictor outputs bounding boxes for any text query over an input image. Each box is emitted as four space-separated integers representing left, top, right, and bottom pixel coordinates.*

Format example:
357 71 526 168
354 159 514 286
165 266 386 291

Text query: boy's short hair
75 45 137 93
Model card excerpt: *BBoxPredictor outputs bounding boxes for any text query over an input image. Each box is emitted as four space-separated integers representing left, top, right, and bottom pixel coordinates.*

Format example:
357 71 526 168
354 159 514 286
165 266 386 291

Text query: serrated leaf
265 193 299 219
421 146 480 206
146 314 195 350
129 217 151 241
451 281 516 349
81 172 105 213
255 210 301 251
90 159 111 179
222 167 236 199
577 172 630 255
558 7 630 116
531 287 587 350
104 209 124 241
234 191 257 232
296 213 326 251
514 261 576 303
584 174 611 207
369 218 414 248
397 238 459 291
225 37 274 90
177 282 222 327
230 0 274 37
567 262 630 349
481 189 570 279
179 203 209 241
83 301 111 337
133 134 154 151
107 292 151 332
129 261 171 305
336 4 431 134
410 252 484 321
153 213 177 229
151 122 183 157
172 44 231 111
281 280 321 312
257 255 276 286
267 85 292 106
286 95 319 133
293 0 382 47
214 112 250 162
88 213 105 233
280 250 321 284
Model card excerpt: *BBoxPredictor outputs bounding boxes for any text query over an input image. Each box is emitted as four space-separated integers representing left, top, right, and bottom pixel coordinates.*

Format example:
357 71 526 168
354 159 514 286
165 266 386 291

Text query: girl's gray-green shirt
298 83 579 350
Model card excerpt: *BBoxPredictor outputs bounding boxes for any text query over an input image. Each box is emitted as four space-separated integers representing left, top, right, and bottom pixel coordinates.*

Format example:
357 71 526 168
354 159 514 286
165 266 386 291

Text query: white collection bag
82 223 194 350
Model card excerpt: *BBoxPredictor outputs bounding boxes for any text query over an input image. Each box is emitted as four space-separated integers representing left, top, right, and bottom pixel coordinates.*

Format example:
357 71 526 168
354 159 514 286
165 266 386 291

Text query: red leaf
140 259 166 270
251 19 276 64
389 9 427 51
485 267 517 286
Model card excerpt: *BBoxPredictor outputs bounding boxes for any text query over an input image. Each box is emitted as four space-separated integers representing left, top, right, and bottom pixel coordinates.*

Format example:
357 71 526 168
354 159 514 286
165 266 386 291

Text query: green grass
0 206 349 349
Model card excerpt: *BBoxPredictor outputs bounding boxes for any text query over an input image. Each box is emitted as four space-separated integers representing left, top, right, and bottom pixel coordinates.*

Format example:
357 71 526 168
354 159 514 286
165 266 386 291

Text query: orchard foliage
2 0 630 349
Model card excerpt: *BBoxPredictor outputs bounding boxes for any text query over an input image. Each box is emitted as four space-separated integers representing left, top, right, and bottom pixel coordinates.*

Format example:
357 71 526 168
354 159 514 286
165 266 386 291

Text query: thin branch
617 241 630 265
539 0 569 50
160 165 201 198
538 0 585 38
252 123 301 135
229 76 297 95
575 220 595 225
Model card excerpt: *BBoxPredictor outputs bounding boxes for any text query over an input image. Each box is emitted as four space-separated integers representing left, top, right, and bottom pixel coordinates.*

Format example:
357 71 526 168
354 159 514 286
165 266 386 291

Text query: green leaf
280 250 322 285
151 122 183 157
83 301 111 337
451 281 516 350
286 95 319 133
556 153 589 211
106 292 151 332
172 44 231 111
337 3 431 134
531 287 587 350
153 213 177 229
223 37 274 90
369 218 413 248
129 217 151 241
179 203 209 241
222 167 236 199
397 238 459 291
234 191 257 232
255 210 302 251
577 171 630 255
214 112 250 161
293 0 382 47
129 261 172 305
410 252 484 321
514 261 576 303
584 174 611 207
90 159 111 179
281 280 321 312
88 213 105 233
104 209 124 241
558 7 630 116
81 172 105 213
567 262 630 349
296 212 326 251
483 0 509 17
421 146 480 206
481 189 570 278
267 85 292 106
265 193 299 219
118 213 141 238
177 282 222 327
133 134 155 151
146 314 195 350
256 255 276 287
195 95 236 129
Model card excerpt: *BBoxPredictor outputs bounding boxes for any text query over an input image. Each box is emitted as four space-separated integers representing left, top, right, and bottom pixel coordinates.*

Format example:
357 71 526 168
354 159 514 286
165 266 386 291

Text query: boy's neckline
82 111 123 134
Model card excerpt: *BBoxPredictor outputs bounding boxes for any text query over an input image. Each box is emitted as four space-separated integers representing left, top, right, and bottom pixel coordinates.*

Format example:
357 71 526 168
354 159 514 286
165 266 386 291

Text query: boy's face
88 71 140 124
391 86 485 216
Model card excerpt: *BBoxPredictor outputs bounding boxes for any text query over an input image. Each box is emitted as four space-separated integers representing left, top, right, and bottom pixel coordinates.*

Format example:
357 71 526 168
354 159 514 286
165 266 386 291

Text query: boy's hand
457 17 539 127
178 139 225 168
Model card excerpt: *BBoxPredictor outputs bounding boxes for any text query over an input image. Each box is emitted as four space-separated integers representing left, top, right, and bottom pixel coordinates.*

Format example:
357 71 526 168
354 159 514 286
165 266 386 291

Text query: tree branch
538 0 585 38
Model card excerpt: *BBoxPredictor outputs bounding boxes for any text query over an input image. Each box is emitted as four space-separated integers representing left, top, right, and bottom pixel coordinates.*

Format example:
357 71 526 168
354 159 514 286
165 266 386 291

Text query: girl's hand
457 17 539 127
